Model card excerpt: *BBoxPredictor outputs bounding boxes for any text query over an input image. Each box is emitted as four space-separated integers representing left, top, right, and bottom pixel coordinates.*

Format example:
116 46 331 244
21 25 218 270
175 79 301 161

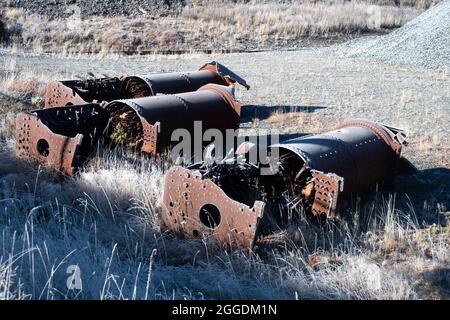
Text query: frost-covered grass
0 45 448 299
0 129 447 299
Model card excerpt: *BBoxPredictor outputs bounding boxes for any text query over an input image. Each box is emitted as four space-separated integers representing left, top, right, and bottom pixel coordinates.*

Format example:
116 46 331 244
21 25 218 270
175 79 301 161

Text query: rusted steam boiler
270 119 407 218
161 119 408 248
120 61 249 98
104 84 241 154
44 61 249 108
16 84 241 175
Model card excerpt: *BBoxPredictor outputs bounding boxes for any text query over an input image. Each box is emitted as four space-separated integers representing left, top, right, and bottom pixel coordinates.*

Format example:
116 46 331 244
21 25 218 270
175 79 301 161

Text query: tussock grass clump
0 60 48 103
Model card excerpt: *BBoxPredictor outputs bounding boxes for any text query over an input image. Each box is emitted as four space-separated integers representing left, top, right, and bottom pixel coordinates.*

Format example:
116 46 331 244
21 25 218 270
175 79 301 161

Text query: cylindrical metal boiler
104 84 241 154
44 62 248 108
271 119 407 195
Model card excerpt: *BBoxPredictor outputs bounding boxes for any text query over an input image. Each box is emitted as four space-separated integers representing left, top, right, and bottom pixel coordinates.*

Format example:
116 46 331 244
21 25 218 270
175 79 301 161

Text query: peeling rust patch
310 170 343 218
104 84 241 154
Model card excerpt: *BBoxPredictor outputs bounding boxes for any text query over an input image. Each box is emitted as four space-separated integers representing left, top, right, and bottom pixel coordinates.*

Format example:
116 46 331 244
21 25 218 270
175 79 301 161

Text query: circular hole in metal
199 204 221 229
37 139 50 157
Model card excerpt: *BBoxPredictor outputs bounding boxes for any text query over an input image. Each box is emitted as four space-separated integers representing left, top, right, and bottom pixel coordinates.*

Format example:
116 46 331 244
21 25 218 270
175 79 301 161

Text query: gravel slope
339 0 450 69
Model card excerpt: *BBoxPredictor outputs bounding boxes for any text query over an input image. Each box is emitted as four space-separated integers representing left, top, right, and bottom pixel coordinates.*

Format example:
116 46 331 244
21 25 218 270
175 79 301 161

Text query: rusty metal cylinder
44 71 228 107
271 119 406 194
104 84 241 154
44 62 248 108
121 70 230 97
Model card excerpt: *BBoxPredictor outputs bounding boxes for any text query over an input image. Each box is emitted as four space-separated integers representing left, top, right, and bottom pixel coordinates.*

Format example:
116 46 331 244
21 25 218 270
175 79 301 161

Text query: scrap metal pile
15 61 411 249
162 120 409 248
17 62 246 175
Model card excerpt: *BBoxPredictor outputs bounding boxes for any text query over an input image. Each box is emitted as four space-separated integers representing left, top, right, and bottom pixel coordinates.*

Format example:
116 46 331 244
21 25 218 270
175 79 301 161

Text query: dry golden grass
191 0 439 9
1 75 46 97
1 1 423 55
0 59 48 112
182 1 420 41
266 111 334 134
0 62 47 102
0 70 48 100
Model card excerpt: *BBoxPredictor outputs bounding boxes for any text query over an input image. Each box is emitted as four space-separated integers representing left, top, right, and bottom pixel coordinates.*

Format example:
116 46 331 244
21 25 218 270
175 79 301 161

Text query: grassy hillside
0 0 428 55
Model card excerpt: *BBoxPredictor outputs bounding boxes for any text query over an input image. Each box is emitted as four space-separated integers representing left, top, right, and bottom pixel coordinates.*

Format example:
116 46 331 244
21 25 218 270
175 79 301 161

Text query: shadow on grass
420 267 450 299
394 167 449 226
340 167 449 233
240 104 326 123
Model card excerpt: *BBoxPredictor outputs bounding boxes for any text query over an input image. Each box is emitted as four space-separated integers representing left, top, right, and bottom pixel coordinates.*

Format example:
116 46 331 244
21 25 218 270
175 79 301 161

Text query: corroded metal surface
310 170 344 218
162 166 264 248
199 61 250 90
44 61 249 108
45 81 89 107
44 77 124 108
122 61 250 98
104 84 241 154
270 119 408 218
271 119 407 196
161 119 409 247
18 84 241 175
15 104 109 175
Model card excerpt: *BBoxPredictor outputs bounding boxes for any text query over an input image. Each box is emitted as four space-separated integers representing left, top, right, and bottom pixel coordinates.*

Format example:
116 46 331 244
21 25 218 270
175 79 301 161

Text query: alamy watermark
66 265 82 290
170 121 280 175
